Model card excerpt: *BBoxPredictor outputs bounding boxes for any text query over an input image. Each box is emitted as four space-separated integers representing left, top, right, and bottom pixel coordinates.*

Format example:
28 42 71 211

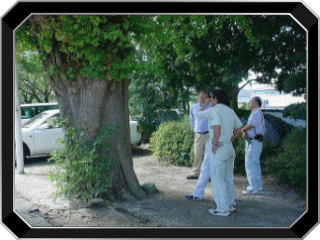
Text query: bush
138 121 158 142
233 137 246 175
264 127 306 196
283 102 306 120
149 118 194 166
48 119 115 202
235 107 251 124
136 110 181 142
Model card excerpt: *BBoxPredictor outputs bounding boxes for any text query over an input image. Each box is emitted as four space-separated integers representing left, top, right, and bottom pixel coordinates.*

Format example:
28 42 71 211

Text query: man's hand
212 143 222 154
204 98 211 106
200 98 211 111
242 131 247 139
231 128 242 142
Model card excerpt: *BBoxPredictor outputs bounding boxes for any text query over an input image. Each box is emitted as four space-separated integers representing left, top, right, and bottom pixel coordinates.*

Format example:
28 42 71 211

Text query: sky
238 70 306 108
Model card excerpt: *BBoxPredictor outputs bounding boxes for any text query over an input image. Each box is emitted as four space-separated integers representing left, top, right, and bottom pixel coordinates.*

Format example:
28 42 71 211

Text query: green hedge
263 127 306 196
149 118 194 167
233 138 246 174
283 102 306 120
138 110 181 142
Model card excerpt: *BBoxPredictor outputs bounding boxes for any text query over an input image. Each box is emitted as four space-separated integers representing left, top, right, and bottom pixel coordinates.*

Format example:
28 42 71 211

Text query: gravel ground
14 144 306 228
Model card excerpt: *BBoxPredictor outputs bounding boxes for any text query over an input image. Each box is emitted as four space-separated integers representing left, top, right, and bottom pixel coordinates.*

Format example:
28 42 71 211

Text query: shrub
263 127 306 196
283 102 306 120
138 121 158 142
233 137 246 175
235 107 251 124
138 110 181 142
48 119 116 202
149 118 194 166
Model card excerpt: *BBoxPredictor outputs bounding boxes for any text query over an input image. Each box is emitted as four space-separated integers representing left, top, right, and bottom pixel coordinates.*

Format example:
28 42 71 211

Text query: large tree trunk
50 76 146 200
26 15 146 200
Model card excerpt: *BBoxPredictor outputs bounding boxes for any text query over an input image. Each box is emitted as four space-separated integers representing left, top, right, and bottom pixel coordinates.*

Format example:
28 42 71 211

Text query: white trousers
192 141 236 212
192 140 212 199
245 139 263 191
209 142 236 212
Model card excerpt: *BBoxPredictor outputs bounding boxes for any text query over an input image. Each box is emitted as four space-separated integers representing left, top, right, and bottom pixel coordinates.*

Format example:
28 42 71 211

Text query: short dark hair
254 96 262 107
211 88 230 106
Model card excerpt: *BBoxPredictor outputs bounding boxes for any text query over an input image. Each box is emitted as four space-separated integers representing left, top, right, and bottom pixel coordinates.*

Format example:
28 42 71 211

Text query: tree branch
239 78 257 91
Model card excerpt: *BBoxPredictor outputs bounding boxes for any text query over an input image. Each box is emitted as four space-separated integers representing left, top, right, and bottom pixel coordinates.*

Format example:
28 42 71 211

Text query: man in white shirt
207 89 243 216
241 96 265 195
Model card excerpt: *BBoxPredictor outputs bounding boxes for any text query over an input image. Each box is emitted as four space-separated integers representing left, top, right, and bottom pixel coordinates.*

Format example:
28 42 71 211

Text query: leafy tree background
16 15 306 201
16 49 55 103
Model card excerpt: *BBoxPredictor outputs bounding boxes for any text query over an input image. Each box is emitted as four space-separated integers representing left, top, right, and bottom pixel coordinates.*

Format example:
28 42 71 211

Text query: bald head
249 96 262 110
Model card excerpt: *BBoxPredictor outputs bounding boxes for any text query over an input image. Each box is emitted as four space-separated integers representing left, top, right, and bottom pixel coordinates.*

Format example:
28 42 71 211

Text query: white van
20 102 59 124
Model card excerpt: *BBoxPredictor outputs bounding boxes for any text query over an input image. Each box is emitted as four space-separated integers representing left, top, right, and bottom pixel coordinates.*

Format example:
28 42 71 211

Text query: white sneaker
242 189 258 195
208 208 230 217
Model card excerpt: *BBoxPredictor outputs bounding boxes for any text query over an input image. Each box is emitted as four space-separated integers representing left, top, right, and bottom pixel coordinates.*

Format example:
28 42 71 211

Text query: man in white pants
186 89 243 218
185 97 216 200
241 96 265 195
207 89 243 216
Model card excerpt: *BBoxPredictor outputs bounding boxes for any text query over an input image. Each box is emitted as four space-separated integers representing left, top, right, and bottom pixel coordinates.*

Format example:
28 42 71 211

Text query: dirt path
14 145 306 228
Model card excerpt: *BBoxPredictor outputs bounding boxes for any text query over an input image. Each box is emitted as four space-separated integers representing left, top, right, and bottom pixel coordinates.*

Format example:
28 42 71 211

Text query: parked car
21 109 142 159
20 102 59 124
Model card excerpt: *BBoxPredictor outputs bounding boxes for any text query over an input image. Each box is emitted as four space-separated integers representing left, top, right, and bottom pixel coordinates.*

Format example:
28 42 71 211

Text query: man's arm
241 124 253 139
212 125 221 153
241 110 260 133
231 128 242 142
212 125 221 144
196 107 213 120
189 107 195 129
241 124 254 132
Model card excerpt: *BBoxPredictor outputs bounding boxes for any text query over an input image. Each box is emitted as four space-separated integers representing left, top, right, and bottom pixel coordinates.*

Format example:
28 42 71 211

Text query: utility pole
15 66 24 174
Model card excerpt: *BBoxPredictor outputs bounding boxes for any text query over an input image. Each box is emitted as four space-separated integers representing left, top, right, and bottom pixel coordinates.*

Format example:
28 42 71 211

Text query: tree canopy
16 15 306 105
129 15 306 110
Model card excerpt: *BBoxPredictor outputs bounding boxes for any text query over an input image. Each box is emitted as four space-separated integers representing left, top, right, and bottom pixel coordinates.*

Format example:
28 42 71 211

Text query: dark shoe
187 175 199 180
185 195 201 201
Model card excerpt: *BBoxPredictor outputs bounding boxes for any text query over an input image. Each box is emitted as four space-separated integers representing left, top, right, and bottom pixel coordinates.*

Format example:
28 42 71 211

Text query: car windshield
22 112 50 129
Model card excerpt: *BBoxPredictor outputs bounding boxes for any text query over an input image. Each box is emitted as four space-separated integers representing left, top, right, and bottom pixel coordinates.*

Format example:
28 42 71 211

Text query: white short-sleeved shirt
246 108 265 138
197 104 243 142
209 104 243 142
